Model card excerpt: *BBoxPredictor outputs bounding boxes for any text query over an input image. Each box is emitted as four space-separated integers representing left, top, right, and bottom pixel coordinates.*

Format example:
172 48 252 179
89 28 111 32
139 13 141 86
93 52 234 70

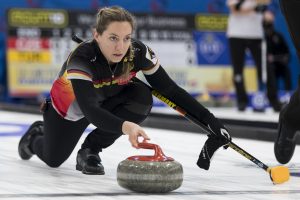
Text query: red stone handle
127 140 174 162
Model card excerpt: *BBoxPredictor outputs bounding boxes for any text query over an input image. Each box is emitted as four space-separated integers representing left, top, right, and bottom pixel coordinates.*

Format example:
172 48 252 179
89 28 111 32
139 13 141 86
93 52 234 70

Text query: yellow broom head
268 166 290 184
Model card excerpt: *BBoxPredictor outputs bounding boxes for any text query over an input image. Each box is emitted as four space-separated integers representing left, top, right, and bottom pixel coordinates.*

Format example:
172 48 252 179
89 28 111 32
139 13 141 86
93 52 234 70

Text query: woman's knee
42 152 68 168
44 158 64 168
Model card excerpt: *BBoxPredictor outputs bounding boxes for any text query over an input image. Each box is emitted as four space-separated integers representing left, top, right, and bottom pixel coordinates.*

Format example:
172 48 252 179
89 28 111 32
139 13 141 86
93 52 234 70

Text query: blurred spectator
226 0 270 111
263 11 291 111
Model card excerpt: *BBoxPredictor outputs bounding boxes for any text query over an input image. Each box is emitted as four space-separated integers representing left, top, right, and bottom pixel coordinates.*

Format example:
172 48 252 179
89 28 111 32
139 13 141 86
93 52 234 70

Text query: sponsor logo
195 14 228 31
8 8 68 28
198 33 224 63
90 56 96 62
132 47 141 52
152 90 176 109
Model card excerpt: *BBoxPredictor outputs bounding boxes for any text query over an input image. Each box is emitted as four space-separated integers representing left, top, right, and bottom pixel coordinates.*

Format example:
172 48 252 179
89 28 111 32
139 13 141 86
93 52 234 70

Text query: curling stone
117 141 183 193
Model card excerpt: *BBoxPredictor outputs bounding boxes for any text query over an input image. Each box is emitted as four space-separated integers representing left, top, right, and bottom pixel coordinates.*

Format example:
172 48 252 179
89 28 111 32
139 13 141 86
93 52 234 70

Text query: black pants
229 38 283 106
267 62 291 92
280 0 300 128
229 38 263 106
31 82 153 167
281 0 300 58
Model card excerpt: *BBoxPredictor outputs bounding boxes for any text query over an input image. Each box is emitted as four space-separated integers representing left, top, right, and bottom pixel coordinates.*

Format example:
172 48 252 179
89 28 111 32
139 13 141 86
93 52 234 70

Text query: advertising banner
6 9 258 102
7 8 78 96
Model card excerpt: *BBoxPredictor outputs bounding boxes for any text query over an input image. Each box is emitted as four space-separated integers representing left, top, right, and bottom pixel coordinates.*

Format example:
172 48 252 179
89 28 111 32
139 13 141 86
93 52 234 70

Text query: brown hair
96 6 135 80
96 6 135 34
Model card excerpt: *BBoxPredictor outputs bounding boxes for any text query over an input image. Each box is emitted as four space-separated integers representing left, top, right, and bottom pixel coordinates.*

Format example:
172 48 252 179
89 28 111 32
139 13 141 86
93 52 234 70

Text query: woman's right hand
122 121 150 148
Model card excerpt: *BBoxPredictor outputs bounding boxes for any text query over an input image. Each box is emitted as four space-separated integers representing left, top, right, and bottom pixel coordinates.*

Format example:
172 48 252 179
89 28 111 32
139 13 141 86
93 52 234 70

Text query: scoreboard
6 8 254 101
6 8 198 97
6 8 95 97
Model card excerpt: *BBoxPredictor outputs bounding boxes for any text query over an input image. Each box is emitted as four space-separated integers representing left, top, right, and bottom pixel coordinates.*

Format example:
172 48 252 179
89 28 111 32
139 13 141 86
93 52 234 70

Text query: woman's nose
115 41 124 51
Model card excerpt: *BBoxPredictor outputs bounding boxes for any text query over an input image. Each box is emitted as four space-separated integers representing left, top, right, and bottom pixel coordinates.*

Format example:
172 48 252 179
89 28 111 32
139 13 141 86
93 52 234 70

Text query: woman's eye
124 37 131 42
109 37 118 41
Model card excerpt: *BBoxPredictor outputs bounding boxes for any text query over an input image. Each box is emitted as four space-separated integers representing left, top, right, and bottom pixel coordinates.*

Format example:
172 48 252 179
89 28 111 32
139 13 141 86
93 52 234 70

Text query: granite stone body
117 159 183 193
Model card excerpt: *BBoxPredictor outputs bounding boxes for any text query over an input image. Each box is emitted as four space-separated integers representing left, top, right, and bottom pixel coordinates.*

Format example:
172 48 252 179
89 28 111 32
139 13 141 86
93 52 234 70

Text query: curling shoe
274 105 298 164
18 121 44 160
76 148 105 175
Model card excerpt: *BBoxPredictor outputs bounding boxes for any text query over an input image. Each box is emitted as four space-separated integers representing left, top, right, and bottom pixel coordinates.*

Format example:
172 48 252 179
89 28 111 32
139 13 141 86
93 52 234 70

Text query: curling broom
133 78 290 184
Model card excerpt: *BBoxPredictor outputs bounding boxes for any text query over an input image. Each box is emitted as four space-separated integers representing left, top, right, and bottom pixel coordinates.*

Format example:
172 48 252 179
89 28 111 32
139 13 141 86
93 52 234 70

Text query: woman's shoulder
131 39 158 68
71 39 97 59
131 39 156 55
131 39 146 50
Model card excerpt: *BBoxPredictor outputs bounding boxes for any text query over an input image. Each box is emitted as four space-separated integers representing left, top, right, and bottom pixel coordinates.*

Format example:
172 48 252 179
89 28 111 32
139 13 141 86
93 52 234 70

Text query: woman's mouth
113 54 123 57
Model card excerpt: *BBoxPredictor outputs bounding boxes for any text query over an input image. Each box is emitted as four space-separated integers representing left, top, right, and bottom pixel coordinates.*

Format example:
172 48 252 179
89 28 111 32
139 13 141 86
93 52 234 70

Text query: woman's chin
109 57 123 63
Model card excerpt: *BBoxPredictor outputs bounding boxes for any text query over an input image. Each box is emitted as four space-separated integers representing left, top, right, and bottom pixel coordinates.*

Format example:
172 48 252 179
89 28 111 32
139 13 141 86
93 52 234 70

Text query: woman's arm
71 79 150 147
71 79 124 133
143 66 231 141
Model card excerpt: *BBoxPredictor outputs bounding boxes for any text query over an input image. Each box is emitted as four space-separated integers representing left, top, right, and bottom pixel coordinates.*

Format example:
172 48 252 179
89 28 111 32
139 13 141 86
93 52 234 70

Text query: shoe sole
76 164 105 175
18 121 44 160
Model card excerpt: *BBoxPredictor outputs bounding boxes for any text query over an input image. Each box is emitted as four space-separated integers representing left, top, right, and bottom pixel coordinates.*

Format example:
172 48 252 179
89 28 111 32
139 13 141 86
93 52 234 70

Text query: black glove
197 116 231 170
197 135 228 170
205 115 231 144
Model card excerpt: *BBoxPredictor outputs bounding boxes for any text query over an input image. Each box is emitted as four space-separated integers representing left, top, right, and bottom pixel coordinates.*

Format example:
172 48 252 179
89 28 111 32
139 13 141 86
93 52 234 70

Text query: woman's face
94 21 132 64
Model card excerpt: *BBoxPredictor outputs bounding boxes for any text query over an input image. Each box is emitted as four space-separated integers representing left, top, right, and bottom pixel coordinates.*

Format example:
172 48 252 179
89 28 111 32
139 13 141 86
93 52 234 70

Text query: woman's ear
93 30 99 41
